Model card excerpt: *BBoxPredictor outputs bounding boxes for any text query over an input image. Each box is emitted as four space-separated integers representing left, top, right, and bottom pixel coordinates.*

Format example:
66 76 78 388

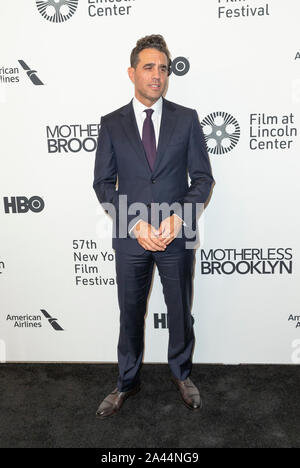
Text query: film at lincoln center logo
201 111 240 155
36 0 79 23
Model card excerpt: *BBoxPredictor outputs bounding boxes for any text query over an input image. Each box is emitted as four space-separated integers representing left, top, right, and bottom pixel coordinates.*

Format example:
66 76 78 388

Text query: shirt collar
133 96 163 117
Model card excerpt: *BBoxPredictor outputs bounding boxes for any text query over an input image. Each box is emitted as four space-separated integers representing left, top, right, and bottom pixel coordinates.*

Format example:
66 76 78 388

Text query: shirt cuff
129 219 142 235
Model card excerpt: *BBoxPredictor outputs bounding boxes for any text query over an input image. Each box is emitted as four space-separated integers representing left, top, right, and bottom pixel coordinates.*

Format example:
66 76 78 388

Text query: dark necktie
142 109 156 171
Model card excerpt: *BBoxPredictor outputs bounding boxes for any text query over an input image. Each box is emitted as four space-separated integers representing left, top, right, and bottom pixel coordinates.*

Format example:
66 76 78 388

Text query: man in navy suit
94 35 214 418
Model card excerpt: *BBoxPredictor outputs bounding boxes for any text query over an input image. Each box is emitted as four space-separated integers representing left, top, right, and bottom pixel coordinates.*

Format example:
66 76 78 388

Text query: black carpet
0 363 299 448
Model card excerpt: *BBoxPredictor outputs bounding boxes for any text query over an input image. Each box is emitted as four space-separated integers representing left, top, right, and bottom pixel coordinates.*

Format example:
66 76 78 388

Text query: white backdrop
1 0 300 364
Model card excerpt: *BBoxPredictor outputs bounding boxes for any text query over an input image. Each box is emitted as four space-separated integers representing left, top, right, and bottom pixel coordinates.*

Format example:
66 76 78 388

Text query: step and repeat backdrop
0 0 300 364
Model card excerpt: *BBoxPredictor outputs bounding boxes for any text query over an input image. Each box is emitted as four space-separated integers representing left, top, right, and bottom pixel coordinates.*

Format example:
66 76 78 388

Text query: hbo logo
4 196 45 214
171 57 190 76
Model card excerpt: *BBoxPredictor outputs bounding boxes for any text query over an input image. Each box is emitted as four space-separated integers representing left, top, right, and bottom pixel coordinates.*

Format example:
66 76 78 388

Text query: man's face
128 48 169 107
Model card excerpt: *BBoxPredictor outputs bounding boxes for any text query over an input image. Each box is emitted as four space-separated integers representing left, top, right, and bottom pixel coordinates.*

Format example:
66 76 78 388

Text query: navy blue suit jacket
93 97 214 254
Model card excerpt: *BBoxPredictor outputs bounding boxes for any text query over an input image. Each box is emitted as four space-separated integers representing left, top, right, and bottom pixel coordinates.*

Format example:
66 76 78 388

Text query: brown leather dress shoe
96 384 141 419
172 377 202 410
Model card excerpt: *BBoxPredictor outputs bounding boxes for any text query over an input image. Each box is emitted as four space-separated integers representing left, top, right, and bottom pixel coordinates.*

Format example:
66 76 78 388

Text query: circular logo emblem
36 0 79 23
171 57 190 76
201 112 240 155
29 196 45 213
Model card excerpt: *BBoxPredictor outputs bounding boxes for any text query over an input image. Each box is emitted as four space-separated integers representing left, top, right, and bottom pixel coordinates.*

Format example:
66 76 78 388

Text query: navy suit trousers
115 247 196 392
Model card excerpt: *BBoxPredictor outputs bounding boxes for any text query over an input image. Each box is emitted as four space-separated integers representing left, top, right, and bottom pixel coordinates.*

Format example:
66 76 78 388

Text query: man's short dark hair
130 34 172 76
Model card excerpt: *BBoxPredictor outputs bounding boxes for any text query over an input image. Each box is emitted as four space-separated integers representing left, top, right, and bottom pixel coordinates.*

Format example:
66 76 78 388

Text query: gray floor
0 363 299 448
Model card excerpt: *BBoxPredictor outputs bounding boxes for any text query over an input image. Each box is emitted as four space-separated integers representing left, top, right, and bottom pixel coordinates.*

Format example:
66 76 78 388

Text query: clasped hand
133 215 183 252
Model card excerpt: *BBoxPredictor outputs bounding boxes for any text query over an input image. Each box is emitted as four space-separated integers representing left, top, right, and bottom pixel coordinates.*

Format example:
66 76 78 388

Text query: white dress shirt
129 96 184 234
132 96 162 147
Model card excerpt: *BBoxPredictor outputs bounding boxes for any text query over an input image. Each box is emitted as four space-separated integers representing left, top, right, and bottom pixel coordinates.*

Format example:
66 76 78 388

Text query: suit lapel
120 100 152 174
153 98 178 173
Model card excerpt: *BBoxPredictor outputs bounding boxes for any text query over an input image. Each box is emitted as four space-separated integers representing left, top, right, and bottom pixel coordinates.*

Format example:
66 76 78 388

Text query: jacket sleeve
173 109 215 226
93 117 119 212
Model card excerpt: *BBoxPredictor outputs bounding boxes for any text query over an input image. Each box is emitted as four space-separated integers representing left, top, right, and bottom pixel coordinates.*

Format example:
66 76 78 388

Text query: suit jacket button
151 179 156 184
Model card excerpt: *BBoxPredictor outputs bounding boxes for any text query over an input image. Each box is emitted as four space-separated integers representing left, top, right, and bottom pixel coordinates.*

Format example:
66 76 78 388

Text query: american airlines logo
18 60 44 86
40 309 64 331
6 310 64 330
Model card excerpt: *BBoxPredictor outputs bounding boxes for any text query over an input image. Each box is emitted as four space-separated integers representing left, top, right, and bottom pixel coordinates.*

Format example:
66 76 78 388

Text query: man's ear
128 67 135 84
